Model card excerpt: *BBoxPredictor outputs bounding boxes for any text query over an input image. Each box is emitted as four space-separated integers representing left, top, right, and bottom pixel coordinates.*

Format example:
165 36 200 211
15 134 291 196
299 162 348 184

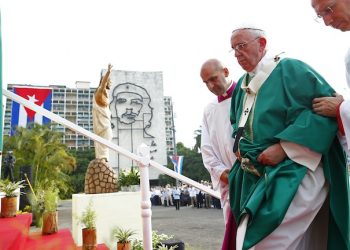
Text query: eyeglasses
230 37 260 53
314 2 335 22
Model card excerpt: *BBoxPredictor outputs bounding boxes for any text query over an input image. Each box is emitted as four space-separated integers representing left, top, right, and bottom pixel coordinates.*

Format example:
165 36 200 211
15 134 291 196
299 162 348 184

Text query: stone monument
85 64 118 194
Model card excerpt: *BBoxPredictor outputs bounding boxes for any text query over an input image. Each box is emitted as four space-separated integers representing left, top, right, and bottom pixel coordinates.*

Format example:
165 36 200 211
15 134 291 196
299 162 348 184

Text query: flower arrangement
118 166 140 188
151 231 174 249
131 230 174 250
157 244 178 250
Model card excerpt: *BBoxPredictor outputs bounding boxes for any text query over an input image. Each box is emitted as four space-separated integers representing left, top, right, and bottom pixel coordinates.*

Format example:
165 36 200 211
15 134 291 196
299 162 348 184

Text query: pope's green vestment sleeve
229 58 349 250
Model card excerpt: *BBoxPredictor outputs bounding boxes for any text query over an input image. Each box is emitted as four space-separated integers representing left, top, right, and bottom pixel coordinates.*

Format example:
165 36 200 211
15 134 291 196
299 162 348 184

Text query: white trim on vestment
280 141 321 172
340 100 350 154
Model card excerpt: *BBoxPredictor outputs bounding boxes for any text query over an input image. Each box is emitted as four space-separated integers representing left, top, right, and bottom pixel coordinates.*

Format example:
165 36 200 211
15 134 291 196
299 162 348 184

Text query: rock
84 158 118 194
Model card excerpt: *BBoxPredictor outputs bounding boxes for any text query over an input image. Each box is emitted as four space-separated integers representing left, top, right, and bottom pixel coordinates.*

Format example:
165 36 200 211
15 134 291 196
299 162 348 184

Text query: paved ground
151 205 225 250
57 200 225 250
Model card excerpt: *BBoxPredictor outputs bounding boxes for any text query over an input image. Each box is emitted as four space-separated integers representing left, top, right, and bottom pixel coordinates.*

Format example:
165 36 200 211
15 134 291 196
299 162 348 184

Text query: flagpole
171 100 179 187
0 11 3 178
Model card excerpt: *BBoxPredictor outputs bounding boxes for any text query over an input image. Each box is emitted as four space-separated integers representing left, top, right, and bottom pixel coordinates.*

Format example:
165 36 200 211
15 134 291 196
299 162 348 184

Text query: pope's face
115 92 143 124
231 30 265 72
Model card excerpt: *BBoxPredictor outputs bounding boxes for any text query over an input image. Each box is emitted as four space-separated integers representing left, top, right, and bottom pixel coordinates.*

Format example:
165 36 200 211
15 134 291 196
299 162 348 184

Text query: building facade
4 82 175 178
108 70 168 179
164 96 176 156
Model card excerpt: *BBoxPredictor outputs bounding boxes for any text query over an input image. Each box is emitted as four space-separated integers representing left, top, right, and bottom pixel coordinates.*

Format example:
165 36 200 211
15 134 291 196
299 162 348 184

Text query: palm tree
193 127 202 153
4 124 76 196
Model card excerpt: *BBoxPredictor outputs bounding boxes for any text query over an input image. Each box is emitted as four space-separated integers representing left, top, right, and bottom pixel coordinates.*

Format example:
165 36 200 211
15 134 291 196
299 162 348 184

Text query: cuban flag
11 87 52 135
170 155 184 174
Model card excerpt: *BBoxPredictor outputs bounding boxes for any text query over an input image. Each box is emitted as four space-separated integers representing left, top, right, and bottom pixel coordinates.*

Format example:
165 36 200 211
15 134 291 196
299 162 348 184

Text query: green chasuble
229 58 350 250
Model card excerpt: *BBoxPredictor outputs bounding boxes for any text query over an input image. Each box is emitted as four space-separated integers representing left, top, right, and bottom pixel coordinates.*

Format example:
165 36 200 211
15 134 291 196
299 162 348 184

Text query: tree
176 142 210 183
69 148 95 194
158 141 210 187
193 127 202 153
3 124 76 197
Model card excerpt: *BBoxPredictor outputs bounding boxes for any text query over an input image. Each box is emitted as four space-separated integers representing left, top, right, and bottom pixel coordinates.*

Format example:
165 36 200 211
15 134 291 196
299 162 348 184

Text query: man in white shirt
189 186 197 208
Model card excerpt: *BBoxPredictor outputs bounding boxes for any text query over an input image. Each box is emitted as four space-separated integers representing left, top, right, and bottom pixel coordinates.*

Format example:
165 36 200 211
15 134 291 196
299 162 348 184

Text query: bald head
200 59 230 96
200 59 223 73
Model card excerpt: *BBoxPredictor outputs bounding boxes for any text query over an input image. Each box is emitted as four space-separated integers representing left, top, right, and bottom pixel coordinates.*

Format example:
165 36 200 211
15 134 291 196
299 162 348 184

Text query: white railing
3 89 220 250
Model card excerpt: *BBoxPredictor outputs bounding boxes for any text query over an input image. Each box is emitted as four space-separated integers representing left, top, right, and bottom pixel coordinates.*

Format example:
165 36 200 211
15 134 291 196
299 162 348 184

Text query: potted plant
41 186 59 235
112 226 136 250
29 187 45 227
77 200 97 250
0 179 25 218
118 166 140 192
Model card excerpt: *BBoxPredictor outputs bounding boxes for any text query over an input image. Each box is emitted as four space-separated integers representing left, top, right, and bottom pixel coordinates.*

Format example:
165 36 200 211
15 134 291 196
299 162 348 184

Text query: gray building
4 82 175 166
164 96 176 156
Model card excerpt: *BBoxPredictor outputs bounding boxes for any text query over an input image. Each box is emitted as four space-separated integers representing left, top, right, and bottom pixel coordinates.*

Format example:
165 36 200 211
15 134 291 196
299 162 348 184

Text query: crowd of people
150 183 221 210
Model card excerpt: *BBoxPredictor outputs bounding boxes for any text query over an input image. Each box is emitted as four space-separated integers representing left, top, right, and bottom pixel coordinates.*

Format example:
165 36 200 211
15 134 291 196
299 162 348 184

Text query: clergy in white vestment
200 59 237 225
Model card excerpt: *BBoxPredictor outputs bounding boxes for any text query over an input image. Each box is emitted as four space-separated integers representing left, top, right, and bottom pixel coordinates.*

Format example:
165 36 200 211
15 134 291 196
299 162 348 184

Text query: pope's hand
257 143 286 166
